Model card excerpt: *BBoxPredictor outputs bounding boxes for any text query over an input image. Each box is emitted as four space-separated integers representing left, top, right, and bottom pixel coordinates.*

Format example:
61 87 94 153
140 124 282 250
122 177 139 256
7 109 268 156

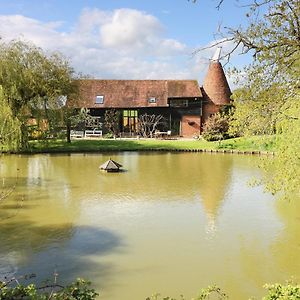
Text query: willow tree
0 86 21 152
0 40 77 149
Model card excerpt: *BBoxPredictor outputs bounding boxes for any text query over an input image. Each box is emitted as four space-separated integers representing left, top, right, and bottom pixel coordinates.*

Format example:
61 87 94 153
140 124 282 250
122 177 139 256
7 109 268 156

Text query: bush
0 278 98 300
202 113 229 141
104 109 120 138
263 282 300 299
103 132 114 139
147 282 300 300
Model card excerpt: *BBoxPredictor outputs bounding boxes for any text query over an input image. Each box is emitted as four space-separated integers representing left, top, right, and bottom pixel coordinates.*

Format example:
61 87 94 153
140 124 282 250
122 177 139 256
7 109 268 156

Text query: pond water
0 152 299 299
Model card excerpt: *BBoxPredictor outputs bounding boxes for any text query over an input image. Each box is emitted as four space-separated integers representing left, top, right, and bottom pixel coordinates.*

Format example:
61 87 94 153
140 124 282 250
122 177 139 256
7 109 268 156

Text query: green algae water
0 152 299 299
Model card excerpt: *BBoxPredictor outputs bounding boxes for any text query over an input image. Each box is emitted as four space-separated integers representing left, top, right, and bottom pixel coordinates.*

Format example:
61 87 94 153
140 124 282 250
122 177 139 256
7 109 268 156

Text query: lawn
24 135 277 154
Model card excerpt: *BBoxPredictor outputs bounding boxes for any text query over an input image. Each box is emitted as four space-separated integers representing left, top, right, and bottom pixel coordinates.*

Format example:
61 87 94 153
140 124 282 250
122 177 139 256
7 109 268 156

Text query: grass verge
18 135 278 154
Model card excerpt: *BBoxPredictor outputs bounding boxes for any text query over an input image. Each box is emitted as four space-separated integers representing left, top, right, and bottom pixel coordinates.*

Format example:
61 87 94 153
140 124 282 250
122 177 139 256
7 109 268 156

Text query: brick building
70 56 231 137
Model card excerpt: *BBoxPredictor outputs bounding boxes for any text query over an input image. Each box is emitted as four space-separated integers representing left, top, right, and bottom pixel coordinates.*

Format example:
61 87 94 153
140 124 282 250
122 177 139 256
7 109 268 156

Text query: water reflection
43 153 232 219
272 198 300 277
0 220 74 279
0 155 124 285
196 154 232 232
0 153 299 300
0 215 124 286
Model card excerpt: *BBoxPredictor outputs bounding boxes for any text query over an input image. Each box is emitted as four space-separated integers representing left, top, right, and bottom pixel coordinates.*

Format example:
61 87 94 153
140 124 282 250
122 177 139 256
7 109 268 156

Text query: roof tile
72 79 202 108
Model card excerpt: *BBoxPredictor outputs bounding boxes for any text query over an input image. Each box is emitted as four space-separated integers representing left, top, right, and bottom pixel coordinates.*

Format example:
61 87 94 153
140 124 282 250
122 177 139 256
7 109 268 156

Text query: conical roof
99 159 122 171
203 61 231 105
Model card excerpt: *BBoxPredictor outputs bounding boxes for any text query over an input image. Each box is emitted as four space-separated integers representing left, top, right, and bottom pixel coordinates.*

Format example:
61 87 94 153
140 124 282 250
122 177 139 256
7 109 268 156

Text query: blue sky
0 0 252 85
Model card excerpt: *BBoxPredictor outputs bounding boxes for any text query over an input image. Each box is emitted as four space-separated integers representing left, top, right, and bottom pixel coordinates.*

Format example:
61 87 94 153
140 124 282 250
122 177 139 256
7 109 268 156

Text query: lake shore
8 135 277 155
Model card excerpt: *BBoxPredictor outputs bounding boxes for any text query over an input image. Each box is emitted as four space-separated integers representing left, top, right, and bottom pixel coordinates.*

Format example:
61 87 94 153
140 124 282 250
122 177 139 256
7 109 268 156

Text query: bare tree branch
138 114 165 138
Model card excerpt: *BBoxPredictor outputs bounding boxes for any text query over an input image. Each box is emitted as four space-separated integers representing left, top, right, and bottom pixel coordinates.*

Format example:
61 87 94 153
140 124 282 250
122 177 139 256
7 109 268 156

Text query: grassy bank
20 135 277 154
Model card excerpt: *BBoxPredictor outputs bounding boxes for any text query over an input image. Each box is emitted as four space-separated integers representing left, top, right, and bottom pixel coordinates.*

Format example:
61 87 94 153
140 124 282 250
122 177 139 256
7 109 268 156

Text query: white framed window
148 97 156 103
96 95 104 104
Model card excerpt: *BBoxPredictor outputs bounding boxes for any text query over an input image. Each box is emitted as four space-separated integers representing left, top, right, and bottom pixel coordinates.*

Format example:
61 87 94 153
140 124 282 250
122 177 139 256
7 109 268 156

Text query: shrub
147 282 300 299
263 282 300 299
0 278 98 300
104 109 120 138
103 132 114 139
202 113 229 141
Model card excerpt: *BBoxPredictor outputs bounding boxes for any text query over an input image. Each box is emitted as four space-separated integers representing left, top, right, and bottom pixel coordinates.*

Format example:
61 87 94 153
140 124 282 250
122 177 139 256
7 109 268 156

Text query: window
122 110 138 133
148 97 156 103
95 95 104 104
169 99 188 107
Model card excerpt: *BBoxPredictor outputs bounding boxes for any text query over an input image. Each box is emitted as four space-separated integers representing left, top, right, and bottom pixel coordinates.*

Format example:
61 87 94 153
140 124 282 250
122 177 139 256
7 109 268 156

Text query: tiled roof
203 62 231 105
71 79 202 108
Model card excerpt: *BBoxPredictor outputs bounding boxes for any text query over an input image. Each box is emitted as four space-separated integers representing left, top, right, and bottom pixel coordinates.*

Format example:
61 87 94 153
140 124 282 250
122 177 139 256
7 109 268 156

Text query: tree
229 79 288 137
59 107 93 143
138 114 165 138
197 0 300 198
202 112 229 141
226 0 299 198
0 87 21 152
0 40 77 149
104 109 120 138
261 96 300 199
194 0 300 71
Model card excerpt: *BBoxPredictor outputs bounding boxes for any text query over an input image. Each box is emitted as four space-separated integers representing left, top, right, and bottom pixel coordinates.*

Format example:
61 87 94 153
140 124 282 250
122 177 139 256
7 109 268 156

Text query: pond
0 152 299 299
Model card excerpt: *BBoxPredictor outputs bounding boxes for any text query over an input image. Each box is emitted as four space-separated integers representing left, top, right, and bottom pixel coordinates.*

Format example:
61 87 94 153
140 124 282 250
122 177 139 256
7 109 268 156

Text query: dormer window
148 97 156 103
96 95 104 104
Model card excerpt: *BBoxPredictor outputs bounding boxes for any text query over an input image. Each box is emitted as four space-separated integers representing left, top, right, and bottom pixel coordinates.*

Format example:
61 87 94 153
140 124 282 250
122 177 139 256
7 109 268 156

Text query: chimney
202 48 231 105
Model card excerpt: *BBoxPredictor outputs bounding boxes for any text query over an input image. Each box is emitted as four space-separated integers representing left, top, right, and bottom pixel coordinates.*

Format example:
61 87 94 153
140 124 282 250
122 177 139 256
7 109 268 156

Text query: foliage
196 285 228 299
202 113 229 141
0 278 98 300
239 0 300 75
103 132 114 139
0 39 77 149
2 278 299 300
147 282 300 299
223 0 300 198
191 0 300 197
195 0 300 73
68 108 92 129
229 81 287 137
261 97 300 198
147 285 227 300
227 0 299 137
262 282 300 299
104 109 120 138
0 87 21 152
138 114 166 138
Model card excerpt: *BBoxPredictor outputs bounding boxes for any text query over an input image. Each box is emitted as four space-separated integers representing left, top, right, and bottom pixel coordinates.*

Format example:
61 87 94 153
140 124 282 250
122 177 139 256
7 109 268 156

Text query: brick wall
181 115 201 137
202 103 220 126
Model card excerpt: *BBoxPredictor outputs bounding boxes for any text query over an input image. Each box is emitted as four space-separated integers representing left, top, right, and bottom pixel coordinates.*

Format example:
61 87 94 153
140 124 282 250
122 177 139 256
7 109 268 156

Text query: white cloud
100 8 162 49
0 8 240 83
76 8 109 33
0 15 61 48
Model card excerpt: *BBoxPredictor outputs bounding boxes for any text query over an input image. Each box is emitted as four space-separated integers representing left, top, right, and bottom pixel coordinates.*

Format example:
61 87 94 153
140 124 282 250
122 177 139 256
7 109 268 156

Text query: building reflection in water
196 154 232 233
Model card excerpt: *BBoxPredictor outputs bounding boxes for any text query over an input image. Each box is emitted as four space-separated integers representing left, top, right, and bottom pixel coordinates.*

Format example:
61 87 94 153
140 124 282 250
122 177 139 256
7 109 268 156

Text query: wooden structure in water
99 159 122 172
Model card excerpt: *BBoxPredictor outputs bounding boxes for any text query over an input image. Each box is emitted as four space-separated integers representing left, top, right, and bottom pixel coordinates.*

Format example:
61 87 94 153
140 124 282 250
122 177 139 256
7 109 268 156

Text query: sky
0 0 253 86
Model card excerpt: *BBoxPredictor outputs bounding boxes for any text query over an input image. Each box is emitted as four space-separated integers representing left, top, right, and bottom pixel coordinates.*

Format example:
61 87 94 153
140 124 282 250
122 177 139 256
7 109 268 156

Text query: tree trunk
66 123 71 143
20 122 29 150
